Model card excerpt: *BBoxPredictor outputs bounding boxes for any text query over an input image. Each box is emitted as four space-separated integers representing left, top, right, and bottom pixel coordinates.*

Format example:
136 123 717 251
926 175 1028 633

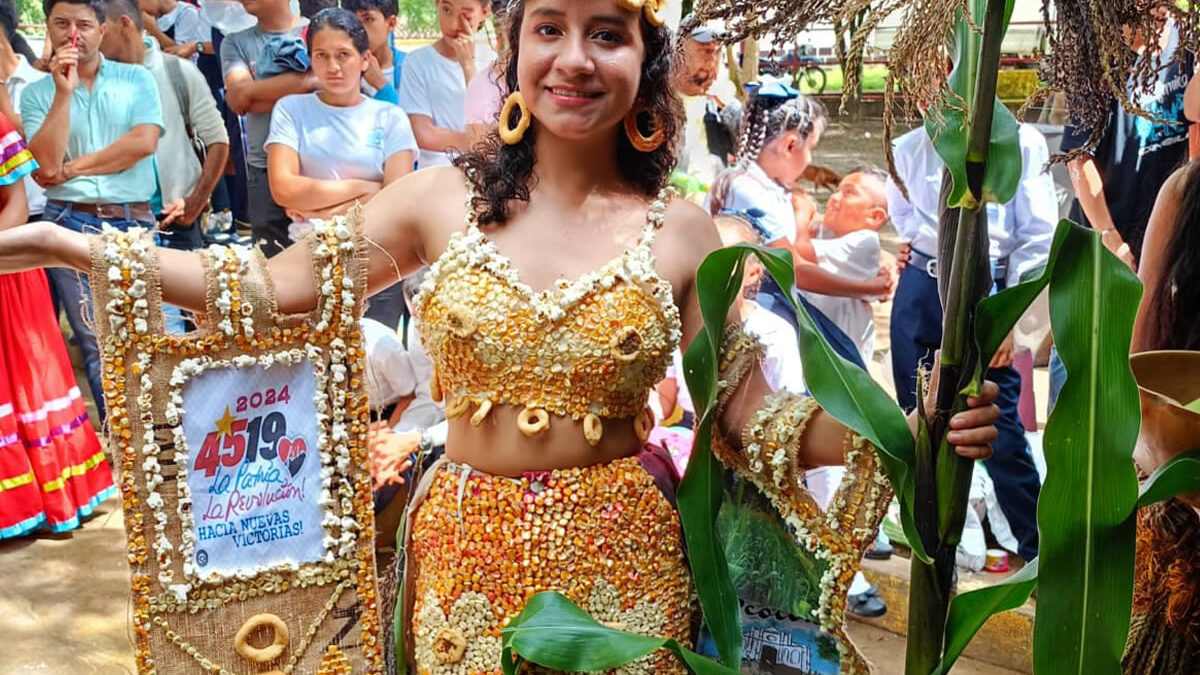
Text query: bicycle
758 43 827 95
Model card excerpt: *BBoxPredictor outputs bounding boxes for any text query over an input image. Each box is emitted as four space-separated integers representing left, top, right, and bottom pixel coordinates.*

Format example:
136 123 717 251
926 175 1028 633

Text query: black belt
909 248 938 278
48 200 154 223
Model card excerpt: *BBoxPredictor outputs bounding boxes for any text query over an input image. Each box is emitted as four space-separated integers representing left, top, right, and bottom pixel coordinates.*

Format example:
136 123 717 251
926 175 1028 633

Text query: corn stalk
906 0 1013 670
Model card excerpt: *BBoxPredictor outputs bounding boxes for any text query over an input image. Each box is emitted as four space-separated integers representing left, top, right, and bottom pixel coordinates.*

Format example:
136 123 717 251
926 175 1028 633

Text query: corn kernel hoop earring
615 0 666 25
498 91 531 145
624 102 665 153
642 0 666 26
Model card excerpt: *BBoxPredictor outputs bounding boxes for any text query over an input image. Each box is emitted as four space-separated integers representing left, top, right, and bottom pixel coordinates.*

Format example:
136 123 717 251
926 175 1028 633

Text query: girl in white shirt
708 83 826 246
266 8 417 240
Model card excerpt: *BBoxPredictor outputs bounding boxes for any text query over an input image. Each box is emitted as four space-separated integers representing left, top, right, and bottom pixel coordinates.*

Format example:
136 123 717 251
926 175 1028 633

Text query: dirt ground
0 502 1020 675
0 116 1039 675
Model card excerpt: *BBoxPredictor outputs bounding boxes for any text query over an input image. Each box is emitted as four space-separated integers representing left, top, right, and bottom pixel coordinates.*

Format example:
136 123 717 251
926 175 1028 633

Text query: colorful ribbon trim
24 412 91 450
16 387 82 424
0 511 46 539
46 485 116 533
0 147 35 187
0 470 34 493
40 448 108 493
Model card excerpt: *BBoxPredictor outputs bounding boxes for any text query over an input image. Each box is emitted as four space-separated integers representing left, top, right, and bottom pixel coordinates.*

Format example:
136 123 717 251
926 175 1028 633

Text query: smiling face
47 1 104 63
823 171 888 236
309 26 367 98
516 0 645 144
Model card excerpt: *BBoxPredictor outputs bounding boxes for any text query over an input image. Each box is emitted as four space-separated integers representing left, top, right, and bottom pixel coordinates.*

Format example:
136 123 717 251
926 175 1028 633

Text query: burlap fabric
88 211 383 674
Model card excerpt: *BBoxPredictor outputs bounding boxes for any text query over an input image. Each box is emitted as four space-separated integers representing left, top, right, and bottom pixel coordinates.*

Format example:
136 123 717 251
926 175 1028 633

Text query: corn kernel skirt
408 456 692 674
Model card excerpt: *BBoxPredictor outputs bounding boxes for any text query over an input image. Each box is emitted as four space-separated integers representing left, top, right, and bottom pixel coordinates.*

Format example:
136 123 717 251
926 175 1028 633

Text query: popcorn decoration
415 185 681 446
88 210 383 674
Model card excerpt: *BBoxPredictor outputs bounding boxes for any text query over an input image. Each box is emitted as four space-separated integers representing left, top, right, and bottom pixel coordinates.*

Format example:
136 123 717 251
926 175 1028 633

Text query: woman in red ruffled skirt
0 110 113 539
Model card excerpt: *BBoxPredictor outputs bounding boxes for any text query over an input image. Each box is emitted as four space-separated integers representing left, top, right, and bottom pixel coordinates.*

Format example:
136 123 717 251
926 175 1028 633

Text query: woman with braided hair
0 1 1002 671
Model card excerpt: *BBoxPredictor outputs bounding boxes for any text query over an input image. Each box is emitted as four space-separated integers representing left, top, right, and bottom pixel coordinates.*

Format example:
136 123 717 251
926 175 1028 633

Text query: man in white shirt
673 16 737 198
102 0 228 239
398 0 492 169
887 122 1056 562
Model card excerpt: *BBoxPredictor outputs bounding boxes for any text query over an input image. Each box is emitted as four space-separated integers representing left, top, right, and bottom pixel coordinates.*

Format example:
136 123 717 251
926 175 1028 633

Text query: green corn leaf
748 245 916 463
1137 447 1200 508
934 559 1039 675
697 245 930 564
974 221 1073 376
500 592 739 675
1033 224 1141 675
928 0 1021 209
679 247 748 669
749 245 930 562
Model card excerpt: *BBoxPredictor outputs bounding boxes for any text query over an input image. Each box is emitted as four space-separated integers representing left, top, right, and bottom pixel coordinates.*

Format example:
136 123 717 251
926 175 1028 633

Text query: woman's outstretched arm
670 201 999 468
0 167 450 315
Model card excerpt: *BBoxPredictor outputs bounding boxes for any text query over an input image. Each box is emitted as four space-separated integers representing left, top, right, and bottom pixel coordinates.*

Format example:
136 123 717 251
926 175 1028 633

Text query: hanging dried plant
1031 0 1198 158
691 0 1200 159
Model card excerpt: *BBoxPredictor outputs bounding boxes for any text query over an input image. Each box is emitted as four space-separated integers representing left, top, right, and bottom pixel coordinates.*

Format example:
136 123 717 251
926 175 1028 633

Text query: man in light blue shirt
22 0 164 424
886 122 1056 563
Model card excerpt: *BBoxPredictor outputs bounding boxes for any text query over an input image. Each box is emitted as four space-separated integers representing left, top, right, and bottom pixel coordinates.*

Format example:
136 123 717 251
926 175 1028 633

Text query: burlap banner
89 212 383 675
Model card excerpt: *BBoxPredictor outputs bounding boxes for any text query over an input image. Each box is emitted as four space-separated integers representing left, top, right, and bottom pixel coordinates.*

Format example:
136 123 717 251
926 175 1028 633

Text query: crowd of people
0 0 1197 671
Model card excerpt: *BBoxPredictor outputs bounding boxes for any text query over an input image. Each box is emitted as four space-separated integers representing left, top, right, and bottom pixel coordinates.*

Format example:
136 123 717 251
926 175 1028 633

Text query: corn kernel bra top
414 182 682 441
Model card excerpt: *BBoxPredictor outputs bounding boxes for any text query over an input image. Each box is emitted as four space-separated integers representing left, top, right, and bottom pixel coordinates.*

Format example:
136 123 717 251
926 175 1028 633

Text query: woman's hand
910 355 1002 461
1100 228 1137 271
368 422 419 490
945 381 1001 460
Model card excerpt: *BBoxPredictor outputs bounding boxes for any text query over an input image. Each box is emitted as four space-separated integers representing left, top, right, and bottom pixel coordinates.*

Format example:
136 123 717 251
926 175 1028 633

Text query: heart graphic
278 438 307 477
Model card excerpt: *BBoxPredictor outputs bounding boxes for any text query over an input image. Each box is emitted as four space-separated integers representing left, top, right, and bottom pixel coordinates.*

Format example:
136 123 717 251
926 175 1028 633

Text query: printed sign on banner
88 216 384 674
182 361 322 577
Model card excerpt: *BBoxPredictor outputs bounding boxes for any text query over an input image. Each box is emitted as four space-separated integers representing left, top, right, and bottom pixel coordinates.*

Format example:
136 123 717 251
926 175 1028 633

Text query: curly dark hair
453 0 683 225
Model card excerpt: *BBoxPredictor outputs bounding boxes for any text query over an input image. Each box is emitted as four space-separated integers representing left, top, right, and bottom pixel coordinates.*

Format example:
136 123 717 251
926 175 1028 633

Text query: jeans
1047 345 1066 416
43 201 156 424
246 165 291 258
156 215 204 335
889 262 1042 561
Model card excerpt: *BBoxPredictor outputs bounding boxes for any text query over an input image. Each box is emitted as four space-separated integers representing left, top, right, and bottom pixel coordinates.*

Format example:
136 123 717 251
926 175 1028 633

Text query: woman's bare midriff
443 403 644 477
